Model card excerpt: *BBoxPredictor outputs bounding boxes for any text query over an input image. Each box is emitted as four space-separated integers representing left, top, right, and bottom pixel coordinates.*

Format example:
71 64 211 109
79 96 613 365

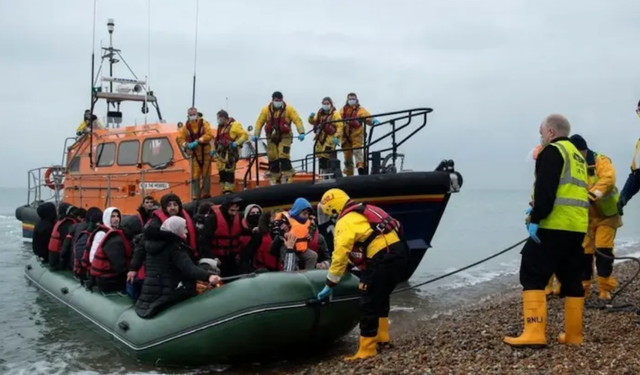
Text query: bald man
505 114 589 349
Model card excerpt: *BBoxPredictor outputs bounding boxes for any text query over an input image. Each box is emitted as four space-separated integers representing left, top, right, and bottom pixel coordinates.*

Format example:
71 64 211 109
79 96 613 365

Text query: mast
191 0 200 107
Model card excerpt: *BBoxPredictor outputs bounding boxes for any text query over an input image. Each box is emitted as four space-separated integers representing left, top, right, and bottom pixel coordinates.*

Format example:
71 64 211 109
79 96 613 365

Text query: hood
121 215 143 240
220 196 243 222
160 193 183 215
57 202 76 219
102 207 120 229
145 227 183 255
244 204 262 219
87 207 103 224
289 198 312 218
160 216 187 237
36 202 57 221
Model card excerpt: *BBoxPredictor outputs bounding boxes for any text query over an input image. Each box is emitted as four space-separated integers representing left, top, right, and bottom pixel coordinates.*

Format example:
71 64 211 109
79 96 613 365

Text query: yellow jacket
308 109 343 140
76 119 104 133
215 119 248 146
254 103 304 137
340 105 373 125
327 211 400 284
589 154 622 227
177 119 214 149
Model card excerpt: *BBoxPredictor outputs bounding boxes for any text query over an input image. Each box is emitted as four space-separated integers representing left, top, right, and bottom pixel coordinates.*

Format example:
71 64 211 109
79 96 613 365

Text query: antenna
145 0 151 125
226 97 229 111
191 0 200 107
88 0 98 170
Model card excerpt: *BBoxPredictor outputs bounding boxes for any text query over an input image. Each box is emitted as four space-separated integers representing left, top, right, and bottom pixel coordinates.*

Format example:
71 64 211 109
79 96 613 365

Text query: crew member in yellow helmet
316 188 409 361
569 134 622 300
506 114 589 348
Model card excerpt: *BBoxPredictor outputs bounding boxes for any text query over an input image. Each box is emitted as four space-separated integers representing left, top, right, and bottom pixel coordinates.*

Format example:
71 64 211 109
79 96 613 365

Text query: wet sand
274 261 640 375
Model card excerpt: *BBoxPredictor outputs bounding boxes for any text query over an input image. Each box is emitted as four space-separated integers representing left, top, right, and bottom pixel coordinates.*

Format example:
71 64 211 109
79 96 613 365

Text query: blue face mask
347 99 357 106
322 104 331 112
273 101 283 109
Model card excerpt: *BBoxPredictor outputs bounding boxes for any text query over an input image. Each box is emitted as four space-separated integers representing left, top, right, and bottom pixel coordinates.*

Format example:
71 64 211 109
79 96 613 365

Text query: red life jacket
72 228 92 274
152 209 198 257
337 202 402 269
48 217 78 253
342 105 363 136
185 118 204 143
308 230 319 252
315 109 337 138
90 229 133 278
210 205 242 257
78 225 109 275
137 211 152 227
240 219 278 271
264 103 291 136
214 118 237 148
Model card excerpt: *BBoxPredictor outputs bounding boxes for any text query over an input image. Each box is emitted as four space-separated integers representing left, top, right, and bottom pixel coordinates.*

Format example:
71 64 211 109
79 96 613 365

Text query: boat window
96 142 116 167
117 140 140 166
142 137 174 167
68 155 81 172
176 136 189 159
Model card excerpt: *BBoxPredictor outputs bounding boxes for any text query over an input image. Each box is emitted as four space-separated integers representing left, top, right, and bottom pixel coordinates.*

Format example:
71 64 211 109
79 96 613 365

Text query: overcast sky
2 0 640 190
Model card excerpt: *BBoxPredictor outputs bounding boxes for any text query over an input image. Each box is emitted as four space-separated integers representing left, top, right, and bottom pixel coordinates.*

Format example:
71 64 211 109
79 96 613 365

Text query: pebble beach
273 260 640 375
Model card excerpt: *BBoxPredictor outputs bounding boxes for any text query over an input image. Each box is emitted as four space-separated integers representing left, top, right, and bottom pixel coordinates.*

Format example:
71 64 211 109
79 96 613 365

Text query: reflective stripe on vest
536 140 589 233
589 152 620 217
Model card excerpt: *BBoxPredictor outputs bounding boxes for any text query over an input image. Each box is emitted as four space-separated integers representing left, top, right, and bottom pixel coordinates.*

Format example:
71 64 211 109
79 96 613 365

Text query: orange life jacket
337 202 402 269
264 103 291 136
240 220 278 270
215 118 237 148
152 209 198 257
48 217 78 253
90 229 132 278
277 212 310 252
210 205 243 257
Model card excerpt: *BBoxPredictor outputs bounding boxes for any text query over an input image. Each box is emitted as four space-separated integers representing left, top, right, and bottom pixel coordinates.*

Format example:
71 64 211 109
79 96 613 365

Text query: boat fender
61 287 69 295
26 264 32 271
118 321 130 332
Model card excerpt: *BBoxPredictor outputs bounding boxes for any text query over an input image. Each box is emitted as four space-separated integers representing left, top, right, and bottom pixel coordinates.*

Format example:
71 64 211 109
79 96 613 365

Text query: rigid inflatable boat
24 257 360 366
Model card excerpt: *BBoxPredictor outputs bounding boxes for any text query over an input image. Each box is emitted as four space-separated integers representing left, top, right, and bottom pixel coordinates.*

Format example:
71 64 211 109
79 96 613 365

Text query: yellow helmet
319 188 350 217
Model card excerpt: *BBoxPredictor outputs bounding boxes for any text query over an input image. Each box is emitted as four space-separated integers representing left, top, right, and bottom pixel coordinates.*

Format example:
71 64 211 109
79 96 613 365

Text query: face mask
247 213 260 227
189 115 197 121
217 118 224 125
322 104 331 112
347 99 357 106
539 136 545 146
273 101 283 109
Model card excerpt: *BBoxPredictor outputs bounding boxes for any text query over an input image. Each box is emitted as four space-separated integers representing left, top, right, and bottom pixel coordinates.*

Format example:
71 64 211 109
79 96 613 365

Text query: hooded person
90 214 142 293
275 198 318 271
569 134 622 300
200 196 244 277
88 207 122 265
72 207 103 279
59 207 97 271
238 204 276 273
32 202 57 262
48 203 78 270
135 216 221 319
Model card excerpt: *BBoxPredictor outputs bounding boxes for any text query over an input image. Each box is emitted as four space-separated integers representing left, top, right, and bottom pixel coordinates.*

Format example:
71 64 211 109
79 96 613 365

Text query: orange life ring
45 166 65 190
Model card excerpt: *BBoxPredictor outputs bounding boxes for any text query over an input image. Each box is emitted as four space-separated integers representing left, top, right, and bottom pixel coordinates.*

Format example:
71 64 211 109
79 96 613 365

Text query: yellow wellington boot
582 281 591 298
597 276 617 300
544 276 554 296
557 297 585 345
377 318 390 348
503 290 547 348
344 336 377 361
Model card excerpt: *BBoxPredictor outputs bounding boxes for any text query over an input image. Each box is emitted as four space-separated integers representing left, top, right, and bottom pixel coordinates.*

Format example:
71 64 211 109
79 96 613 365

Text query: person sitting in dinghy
135 216 221 319
273 198 319 271
239 204 277 273
72 208 103 281
200 196 244 277
48 203 79 270
307 212 331 269
32 202 57 264
90 214 142 293
136 196 157 227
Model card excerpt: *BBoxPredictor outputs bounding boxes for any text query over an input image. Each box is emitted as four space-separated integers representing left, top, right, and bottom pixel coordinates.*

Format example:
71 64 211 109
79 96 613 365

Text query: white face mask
347 99 357 106
539 135 545 146
322 104 331 111
273 101 283 109
189 115 197 121
217 118 224 125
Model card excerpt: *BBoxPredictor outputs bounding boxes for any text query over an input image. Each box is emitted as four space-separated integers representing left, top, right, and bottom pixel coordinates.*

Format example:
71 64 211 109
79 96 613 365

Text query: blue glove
525 207 532 215
309 112 316 118
333 137 340 145
527 223 541 243
187 141 199 150
372 118 381 126
231 141 238 148
317 285 332 300
298 134 305 141
209 149 216 157
251 135 259 142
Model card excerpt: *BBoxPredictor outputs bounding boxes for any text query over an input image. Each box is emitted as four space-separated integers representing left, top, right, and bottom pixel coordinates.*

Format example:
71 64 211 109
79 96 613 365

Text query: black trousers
582 248 615 281
520 228 585 297
359 241 410 337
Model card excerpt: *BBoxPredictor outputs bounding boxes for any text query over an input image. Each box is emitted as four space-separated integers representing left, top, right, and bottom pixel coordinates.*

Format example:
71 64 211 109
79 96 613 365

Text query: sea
1 186 639 375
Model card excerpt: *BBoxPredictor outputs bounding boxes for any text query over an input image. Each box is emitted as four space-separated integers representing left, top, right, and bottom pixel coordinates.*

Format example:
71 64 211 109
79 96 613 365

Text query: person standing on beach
569 134 622 300
617 100 640 213
505 114 589 348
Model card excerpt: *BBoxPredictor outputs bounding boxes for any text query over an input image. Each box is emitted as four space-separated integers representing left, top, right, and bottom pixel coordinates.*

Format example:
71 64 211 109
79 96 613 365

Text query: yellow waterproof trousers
266 136 294 184
214 148 238 194
342 126 365 176
189 147 212 199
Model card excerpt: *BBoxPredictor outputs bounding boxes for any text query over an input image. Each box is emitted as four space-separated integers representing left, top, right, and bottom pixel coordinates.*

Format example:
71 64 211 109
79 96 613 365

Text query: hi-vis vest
630 139 640 171
589 152 620 217
534 140 589 233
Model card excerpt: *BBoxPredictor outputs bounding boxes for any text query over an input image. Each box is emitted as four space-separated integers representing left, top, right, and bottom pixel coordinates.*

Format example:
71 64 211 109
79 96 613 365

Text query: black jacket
95 218 141 292
49 203 76 270
32 202 57 261
530 137 567 225
135 228 212 319
61 222 89 271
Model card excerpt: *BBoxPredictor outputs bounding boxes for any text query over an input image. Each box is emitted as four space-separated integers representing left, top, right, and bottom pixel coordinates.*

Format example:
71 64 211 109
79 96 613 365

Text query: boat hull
24 256 360 366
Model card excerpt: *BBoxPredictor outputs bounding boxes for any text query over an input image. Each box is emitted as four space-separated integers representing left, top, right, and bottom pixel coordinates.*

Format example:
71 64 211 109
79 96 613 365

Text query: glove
372 118 381 126
527 223 541 243
187 141 199 150
231 141 238 148
209 149 216 157
251 135 259 142
309 112 316 119
298 134 305 141
333 137 340 145
317 285 332 300
525 207 532 215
